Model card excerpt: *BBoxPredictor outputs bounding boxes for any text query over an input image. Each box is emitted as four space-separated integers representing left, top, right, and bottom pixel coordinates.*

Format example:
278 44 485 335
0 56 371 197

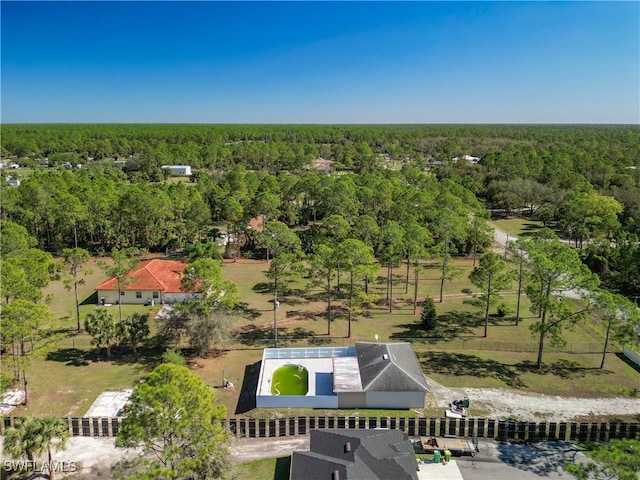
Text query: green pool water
271 364 309 395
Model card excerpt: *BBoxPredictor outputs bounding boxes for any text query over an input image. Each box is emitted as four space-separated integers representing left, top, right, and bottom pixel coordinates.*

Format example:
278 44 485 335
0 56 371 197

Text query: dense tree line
2 124 639 295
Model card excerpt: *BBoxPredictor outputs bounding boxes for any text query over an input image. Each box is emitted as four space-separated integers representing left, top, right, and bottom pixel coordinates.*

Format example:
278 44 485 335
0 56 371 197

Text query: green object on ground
433 450 441 463
444 450 451 461
271 364 309 396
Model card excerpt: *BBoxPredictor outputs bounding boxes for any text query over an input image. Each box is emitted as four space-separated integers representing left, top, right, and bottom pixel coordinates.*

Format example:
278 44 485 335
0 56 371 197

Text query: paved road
230 437 589 479
455 439 588 480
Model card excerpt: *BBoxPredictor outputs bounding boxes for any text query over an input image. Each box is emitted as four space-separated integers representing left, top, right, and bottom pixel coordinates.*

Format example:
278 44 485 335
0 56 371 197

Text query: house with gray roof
337 342 429 409
256 342 428 409
290 428 419 480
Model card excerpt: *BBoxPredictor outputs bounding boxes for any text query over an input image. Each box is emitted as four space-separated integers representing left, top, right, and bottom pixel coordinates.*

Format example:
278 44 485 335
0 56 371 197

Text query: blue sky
2 1 638 124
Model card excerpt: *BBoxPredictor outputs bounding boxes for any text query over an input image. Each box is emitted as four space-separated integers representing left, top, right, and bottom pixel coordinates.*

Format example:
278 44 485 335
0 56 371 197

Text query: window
121 291 125 296
153 292 159 299
136 292 142 299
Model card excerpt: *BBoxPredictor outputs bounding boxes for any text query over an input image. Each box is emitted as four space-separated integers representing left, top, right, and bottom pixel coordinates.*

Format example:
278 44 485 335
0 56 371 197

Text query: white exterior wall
162 165 191 175
623 346 640 368
256 395 338 409
364 391 425 409
97 290 161 305
163 292 201 304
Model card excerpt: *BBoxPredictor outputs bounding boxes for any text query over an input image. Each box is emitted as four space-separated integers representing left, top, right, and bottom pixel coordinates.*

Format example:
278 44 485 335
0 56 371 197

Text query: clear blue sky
2 1 638 124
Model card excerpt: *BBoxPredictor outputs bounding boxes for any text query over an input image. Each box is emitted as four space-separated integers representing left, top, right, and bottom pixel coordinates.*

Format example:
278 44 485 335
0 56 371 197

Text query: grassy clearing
232 456 289 480
4 255 638 421
489 216 543 238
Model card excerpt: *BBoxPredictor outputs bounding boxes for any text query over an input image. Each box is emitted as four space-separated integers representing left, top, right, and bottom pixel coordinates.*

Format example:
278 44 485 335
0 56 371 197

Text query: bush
420 297 437 331
497 303 512 318
162 349 186 366
0 372 13 393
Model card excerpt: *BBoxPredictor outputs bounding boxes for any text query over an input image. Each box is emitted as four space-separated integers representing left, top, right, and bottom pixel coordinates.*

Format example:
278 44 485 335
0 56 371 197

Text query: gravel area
427 376 640 422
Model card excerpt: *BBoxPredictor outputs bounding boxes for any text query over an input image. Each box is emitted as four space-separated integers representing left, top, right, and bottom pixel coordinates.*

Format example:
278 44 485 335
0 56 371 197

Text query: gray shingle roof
290 429 419 480
355 342 429 393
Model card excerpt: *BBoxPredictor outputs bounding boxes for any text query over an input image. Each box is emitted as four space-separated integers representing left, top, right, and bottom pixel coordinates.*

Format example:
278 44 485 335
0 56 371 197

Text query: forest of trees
2 124 639 296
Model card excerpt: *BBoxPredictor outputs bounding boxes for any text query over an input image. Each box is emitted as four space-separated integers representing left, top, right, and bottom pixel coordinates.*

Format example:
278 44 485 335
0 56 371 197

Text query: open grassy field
3 255 638 421
489 216 544 238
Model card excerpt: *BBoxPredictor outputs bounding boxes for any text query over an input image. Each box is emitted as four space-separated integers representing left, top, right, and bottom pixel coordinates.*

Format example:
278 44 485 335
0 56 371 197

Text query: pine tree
421 297 437 332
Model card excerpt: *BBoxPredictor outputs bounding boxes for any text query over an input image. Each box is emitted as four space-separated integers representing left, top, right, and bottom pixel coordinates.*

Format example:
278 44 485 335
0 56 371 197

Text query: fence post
458 418 466 437
487 419 496 439
429 418 436 436
477 418 485 438
415 418 423 436
358 417 366 430
467 418 475 438
111 418 120 436
408 417 416 436
619 423 627 439
537 422 547 440
448 418 457 437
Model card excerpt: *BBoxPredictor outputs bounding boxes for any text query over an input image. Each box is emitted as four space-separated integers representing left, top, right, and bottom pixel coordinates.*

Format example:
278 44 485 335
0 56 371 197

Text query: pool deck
258 358 334 396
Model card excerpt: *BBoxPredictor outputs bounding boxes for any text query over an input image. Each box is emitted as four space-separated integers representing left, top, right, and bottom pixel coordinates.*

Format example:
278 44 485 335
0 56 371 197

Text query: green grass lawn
489 216 544 238
232 456 290 480
5 255 639 421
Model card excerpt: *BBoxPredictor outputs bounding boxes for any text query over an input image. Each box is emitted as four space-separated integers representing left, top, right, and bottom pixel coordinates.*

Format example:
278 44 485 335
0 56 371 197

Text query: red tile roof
95 259 188 293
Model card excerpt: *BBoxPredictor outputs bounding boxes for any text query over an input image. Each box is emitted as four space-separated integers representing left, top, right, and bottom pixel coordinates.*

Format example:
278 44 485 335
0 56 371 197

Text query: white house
161 165 192 176
95 259 201 305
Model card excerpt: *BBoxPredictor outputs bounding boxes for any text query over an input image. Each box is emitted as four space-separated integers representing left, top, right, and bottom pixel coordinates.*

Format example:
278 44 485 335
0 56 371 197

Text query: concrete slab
84 389 132 417
418 459 464 480
0 389 24 414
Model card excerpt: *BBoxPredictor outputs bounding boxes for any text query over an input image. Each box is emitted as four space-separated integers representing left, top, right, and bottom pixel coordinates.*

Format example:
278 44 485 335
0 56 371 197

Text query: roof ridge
362 356 392 390
144 259 168 290
388 346 429 391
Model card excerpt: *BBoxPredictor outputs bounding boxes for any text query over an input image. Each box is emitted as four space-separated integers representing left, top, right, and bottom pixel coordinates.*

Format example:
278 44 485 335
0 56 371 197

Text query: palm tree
85 308 117 358
117 312 150 355
37 416 70 480
3 416 41 462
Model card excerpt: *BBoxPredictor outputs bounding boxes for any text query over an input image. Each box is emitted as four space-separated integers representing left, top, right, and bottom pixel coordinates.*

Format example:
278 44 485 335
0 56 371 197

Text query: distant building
290 429 419 480
5 175 20 187
451 155 481 165
305 158 332 173
161 165 192 176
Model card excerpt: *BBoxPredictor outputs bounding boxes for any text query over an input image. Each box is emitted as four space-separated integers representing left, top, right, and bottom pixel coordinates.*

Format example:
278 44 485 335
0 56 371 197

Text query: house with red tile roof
95 259 200 305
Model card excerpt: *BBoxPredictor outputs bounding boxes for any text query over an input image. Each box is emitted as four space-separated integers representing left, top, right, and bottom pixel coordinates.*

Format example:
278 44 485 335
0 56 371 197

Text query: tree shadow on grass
615 352 640 375
236 302 263 320
45 348 91 366
391 311 483 341
80 291 98 306
285 310 325 321
235 361 260 415
420 351 525 388
253 282 273 295
515 359 608 379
